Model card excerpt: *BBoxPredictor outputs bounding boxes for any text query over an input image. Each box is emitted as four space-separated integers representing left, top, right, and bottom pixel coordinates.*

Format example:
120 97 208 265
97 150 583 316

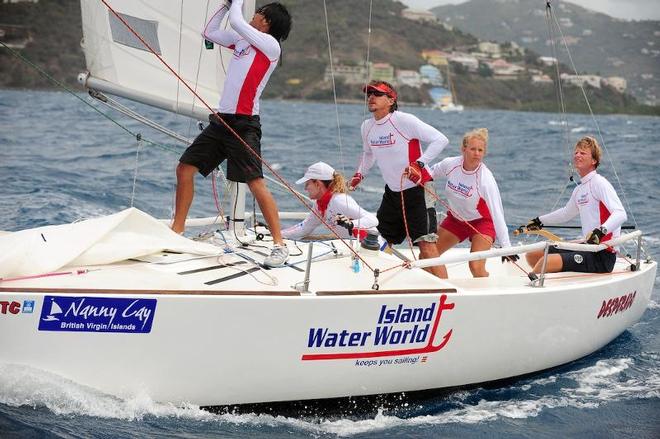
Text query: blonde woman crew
282 162 378 240
430 128 516 278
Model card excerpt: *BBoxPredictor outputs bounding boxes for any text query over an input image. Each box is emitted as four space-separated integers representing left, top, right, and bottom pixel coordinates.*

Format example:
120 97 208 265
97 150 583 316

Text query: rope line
99 0 375 271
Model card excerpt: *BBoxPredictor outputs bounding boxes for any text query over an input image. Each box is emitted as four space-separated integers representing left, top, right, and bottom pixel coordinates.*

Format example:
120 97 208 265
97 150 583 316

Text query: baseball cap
363 82 397 100
296 161 335 184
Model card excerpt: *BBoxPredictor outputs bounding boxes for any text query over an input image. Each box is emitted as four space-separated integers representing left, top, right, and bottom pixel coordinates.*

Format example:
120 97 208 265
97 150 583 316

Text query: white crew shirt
539 170 627 242
202 0 280 115
431 156 511 247
356 111 449 191
282 193 378 240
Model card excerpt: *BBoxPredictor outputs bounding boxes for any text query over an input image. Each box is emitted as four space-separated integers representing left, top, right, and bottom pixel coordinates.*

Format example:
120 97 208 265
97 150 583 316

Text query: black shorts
549 247 617 273
377 184 437 245
179 113 263 182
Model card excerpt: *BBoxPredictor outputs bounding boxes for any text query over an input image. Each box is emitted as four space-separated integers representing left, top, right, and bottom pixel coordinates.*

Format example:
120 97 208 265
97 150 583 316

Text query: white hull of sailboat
439 103 464 113
0 241 654 406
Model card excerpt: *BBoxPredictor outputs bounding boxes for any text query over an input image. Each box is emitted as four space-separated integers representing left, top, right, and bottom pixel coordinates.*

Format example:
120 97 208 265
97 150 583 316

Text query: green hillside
431 0 660 106
0 0 657 115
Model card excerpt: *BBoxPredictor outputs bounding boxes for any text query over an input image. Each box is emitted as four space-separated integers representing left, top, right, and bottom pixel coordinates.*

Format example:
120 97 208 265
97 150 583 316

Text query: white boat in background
0 0 656 407
439 102 464 113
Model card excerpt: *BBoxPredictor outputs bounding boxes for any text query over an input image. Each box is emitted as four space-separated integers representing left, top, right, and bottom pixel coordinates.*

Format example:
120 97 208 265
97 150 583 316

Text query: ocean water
0 89 659 437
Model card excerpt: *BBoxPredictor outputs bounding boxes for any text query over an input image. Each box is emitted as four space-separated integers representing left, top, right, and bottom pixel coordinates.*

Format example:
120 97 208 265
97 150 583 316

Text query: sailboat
0 0 656 407
439 63 464 113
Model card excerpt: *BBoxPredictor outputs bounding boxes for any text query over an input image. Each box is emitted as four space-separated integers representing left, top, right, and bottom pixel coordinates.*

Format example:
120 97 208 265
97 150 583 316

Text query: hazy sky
401 0 660 21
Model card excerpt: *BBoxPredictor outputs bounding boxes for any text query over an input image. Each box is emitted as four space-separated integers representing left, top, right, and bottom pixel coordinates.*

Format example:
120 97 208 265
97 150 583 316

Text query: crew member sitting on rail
523 136 627 274
430 128 516 278
282 162 378 240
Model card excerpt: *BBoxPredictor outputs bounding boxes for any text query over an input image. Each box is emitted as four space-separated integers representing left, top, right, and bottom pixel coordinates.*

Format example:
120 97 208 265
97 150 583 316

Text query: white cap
296 162 335 184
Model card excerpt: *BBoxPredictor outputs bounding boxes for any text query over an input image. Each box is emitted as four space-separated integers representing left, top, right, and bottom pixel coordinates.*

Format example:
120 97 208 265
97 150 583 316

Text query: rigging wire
547 8 639 230
130 134 143 207
0 41 178 154
543 1 575 217
322 0 345 176
362 0 374 119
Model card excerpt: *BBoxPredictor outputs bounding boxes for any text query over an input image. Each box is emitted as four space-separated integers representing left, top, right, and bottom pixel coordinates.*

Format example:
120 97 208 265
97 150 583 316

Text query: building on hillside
484 59 525 79
428 87 453 107
602 76 627 93
477 41 501 58
447 53 479 72
323 63 367 85
532 74 554 84
538 56 558 66
421 50 449 66
561 73 602 89
402 8 438 23
419 65 443 86
397 70 423 88
0 24 31 49
371 63 394 83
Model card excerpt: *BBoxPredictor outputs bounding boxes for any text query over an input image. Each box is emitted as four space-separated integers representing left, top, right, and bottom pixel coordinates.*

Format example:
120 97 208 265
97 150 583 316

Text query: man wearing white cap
282 162 378 240
349 80 449 277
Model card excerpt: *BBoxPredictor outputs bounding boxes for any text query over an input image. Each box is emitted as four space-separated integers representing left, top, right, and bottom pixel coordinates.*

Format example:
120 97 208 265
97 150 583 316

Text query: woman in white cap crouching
282 162 378 240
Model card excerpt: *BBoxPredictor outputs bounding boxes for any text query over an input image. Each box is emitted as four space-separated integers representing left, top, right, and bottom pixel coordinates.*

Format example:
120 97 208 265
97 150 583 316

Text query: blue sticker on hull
38 296 156 333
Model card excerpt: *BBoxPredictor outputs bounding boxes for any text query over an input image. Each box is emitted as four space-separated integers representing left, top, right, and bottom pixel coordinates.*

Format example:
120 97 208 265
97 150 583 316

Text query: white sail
78 0 255 120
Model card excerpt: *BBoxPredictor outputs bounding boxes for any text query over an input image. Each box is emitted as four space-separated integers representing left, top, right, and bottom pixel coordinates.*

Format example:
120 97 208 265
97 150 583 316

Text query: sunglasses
366 90 388 97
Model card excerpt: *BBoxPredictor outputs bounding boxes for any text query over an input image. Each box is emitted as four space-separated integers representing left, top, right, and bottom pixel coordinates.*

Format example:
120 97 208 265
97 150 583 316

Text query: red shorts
440 212 496 243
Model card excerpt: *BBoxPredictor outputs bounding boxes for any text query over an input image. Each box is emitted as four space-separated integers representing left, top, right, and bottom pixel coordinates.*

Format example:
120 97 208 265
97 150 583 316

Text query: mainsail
78 0 255 120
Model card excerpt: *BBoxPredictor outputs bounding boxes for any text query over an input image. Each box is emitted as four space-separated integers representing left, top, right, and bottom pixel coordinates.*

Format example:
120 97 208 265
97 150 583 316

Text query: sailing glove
405 161 430 185
335 214 354 236
526 217 543 231
349 173 363 191
586 227 606 244
502 254 520 263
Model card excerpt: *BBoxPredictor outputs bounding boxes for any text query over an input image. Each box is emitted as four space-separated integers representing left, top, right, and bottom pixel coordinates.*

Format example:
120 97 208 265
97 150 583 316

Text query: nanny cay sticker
38 296 156 333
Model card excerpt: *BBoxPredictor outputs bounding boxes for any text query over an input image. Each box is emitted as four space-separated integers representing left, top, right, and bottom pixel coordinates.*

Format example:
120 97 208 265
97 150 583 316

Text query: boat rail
411 230 644 287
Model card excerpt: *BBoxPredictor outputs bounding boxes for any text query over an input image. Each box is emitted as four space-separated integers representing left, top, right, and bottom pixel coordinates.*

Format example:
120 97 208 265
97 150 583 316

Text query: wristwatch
599 226 607 235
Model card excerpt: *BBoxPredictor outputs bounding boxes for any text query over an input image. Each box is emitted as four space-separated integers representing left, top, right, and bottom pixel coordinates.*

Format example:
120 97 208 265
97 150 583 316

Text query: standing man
349 81 449 278
523 136 627 274
171 0 292 267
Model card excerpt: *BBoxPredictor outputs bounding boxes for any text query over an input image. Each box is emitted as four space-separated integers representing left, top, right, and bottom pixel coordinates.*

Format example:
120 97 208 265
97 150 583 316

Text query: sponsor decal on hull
0 300 35 315
597 291 636 319
302 294 454 361
38 296 157 333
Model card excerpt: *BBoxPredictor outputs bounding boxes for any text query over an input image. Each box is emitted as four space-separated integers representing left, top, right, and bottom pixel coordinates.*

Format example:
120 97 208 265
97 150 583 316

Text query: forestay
79 0 255 119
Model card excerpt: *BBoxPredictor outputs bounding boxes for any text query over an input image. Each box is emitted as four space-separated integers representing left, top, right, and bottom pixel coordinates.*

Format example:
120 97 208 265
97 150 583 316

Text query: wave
2 357 658 436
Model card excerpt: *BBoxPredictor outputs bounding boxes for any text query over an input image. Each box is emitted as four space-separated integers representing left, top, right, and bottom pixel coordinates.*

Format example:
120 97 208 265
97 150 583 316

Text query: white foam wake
1 358 658 437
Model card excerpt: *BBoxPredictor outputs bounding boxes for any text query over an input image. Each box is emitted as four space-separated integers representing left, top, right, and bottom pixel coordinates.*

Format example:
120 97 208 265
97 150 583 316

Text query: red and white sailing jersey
282 193 378 240
356 111 449 191
539 170 627 242
431 156 511 247
203 0 280 115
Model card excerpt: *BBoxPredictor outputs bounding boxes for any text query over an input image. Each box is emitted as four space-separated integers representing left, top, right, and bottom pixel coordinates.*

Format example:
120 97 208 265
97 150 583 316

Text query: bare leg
532 254 563 273
525 249 544 268
468 234 493 278
171 162 199 234
433 228 461 279
418 240 445 279
247 177 283 245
